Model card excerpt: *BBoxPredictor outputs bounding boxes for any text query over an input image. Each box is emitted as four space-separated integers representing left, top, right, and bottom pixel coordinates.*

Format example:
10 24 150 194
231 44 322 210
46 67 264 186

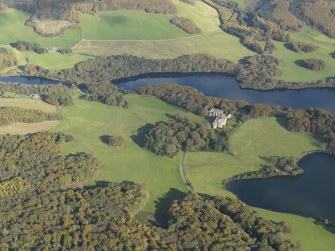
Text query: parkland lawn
54 95 203 213
274 29 335 82
0 9 80 48
81 11 188 40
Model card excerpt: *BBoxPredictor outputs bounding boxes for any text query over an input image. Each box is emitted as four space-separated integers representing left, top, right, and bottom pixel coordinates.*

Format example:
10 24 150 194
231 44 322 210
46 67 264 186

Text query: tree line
0 106 61 126
0 81 73 106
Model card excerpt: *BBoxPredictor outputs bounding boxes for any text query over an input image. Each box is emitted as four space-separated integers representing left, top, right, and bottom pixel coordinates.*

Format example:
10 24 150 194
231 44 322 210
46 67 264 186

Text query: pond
117 73 335 114
0 75 59 85
226 152 335 221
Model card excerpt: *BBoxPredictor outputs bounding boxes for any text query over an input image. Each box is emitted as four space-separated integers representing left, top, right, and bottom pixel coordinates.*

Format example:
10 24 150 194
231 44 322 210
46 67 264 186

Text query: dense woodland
0 106 61 125
0 81 73 106
286 108 335 154
142 115 226 158
23 54 237 84
79 81 128 108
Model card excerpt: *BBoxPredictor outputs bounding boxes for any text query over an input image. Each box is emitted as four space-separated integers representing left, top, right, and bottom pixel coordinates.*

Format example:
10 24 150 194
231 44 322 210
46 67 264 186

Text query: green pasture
170 0 220 33
25 51 91 69
81 11 188 40
257 209 335 251
74 31 254 62
274 28 335 82
54 95 203 213
0 8 80 48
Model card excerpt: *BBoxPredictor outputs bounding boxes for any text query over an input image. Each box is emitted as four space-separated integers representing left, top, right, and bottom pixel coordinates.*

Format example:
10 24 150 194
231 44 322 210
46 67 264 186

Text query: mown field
53 95 203 213
74 31 254 62
274 29 335 82
0 9 80 48
81 11 188 40
170 0 220 32
184 117 335 250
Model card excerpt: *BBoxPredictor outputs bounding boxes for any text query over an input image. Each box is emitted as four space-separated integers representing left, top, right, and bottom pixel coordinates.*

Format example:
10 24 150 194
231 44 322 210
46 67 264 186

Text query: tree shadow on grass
100 135 110 145
154 188 186 228
131 123 155 147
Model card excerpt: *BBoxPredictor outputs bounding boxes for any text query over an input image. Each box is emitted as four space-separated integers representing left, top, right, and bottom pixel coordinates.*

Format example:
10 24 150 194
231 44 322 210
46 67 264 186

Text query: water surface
226 153 335 221
0 76 59 85
118 73 335 113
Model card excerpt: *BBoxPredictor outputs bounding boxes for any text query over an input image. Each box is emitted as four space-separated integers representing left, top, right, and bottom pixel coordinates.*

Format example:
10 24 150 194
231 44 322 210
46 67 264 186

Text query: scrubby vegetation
11 41 47 54
0 106 61 125
0 82 73 106
297 58 326 71
287 41 318 53
142 115 226 158
101 135 125 148
170 16 201 34
0 47 18 70
225 156 302 183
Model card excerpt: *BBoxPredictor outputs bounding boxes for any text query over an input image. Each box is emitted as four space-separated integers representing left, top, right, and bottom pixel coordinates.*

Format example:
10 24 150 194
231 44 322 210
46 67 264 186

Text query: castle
208 108 232 129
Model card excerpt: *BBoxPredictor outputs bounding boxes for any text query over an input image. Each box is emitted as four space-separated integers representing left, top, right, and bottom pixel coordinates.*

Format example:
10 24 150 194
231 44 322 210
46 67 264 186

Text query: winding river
117 73 335 114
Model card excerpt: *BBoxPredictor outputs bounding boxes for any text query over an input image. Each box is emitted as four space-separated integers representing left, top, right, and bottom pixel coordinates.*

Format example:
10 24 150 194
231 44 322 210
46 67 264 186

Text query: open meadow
0 8 80 48
53 95 203 214
274 29 335 82
82 11 188 40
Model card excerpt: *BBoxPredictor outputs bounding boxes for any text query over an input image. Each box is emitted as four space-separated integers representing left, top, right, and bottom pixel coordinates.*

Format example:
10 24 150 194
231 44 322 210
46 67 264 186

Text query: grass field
274 29 335 82
53 95 203 213
0 98 57 113
0 9 80 48
170 0 220 33
74 31 254 62
0 121 59 135
257 209 335 251
25 51 91 69
82 11 188 40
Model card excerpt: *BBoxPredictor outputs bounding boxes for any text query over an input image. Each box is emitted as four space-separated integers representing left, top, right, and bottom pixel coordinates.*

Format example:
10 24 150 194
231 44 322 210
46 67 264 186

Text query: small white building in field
29 94 40 100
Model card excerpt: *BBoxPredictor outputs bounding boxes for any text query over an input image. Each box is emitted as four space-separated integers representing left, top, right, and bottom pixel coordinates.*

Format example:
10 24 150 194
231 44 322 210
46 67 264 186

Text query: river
117 73 335 114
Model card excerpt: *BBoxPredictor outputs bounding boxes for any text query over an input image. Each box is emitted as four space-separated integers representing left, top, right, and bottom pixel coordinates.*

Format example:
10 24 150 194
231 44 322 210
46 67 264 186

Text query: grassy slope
0 97 57 113
274 29 335 82
170 0 220 32
74 32 254 62
185 117 335 249
54 95 203 213
0 121 59 135
256 209 335 251
24 51 91 69
0 8 80 48
82 11 188 40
